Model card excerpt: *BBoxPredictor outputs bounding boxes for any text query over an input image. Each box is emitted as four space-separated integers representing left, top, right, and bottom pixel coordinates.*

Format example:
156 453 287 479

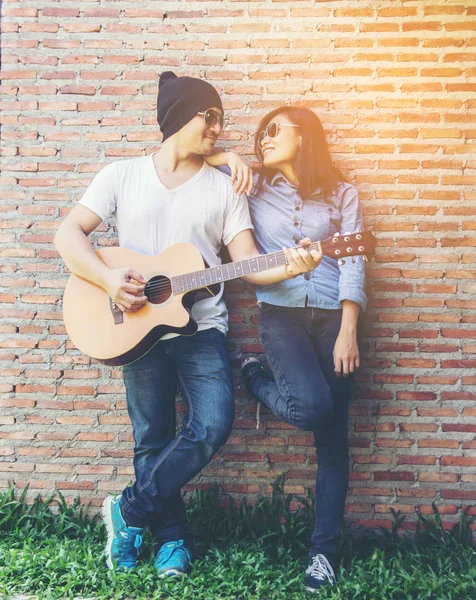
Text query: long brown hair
252 106 344 202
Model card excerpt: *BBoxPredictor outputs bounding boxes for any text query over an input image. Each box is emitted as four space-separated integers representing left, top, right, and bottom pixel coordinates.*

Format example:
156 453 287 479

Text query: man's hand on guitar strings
105 268 148 313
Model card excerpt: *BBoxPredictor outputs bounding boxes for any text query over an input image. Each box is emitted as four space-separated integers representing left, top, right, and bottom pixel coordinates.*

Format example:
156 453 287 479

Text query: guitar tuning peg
338 258 345 266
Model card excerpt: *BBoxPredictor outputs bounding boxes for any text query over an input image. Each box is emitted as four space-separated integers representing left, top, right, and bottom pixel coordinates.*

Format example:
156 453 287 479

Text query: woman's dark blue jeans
119 328 234 550
247 303 353 567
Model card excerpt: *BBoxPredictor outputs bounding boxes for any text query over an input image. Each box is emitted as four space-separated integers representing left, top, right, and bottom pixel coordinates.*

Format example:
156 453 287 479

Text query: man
54 71 322 578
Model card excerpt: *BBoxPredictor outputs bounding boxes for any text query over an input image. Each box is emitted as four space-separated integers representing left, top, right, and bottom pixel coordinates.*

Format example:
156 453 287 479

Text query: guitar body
63 243 218 366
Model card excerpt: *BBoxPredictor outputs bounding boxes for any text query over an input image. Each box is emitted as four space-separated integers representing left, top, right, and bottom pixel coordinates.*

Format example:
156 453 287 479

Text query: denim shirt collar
269 171 297 189
269 171 325 199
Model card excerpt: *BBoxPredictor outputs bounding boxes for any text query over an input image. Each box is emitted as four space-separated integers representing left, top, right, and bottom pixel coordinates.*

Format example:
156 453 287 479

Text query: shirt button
294 222 299 227
304 273 311 281
295 206 301 211
328 208 333 212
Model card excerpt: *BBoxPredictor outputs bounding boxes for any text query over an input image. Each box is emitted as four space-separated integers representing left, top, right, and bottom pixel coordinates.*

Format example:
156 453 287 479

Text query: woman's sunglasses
259 121 299 146
197 109 225 131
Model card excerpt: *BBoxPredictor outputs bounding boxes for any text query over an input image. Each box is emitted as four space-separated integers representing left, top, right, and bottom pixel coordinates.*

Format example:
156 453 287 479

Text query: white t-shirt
78 154 253 336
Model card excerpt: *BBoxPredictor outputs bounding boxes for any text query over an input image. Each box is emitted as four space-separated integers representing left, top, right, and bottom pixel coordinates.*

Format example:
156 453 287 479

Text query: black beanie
157 71 223 141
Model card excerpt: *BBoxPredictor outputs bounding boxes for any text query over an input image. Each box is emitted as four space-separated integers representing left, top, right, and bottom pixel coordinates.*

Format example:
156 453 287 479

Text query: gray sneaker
240 357 264 381
303 554 336 593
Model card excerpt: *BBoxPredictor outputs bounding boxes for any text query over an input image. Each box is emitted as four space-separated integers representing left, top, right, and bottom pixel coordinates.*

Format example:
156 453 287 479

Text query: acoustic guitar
62 231 376 366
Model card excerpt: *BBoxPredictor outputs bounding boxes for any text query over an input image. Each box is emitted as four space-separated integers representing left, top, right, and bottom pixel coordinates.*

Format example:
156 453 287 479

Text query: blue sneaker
154 539 191 578
102 494 144 570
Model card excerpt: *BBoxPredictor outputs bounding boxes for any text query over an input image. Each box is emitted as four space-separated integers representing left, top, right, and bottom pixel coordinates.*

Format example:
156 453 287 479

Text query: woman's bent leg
247 304 333 431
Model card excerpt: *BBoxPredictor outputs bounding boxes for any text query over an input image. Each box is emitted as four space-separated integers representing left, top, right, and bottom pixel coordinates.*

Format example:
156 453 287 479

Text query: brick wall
1 1 475 532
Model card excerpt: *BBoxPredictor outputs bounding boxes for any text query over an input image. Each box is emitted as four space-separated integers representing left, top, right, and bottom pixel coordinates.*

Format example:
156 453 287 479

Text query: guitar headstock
320 231 376 263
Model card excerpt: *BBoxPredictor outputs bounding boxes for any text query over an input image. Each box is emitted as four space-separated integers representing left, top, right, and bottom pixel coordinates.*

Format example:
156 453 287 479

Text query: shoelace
306 554 336 585
158 539 189 565
256 401 261 430
241 358 262 430
117 530 143 567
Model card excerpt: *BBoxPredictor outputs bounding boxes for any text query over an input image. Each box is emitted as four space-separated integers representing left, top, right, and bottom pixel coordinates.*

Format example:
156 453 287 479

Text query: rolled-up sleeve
337 185 368 311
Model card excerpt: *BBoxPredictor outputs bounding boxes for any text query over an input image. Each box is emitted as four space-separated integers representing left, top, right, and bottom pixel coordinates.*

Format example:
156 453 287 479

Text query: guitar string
142 258 365 295
141 252 292 294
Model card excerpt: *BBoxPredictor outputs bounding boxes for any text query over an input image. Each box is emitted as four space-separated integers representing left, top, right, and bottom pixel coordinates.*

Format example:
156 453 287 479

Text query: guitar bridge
109 298 124 324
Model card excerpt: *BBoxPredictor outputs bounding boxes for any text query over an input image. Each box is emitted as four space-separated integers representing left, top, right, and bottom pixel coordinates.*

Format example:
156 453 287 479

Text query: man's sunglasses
197 109 225 131
259 121 299 145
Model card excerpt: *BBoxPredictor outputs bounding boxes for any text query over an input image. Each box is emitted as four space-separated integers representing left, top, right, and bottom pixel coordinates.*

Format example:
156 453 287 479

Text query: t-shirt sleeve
222 188 254 247
77 162 118 222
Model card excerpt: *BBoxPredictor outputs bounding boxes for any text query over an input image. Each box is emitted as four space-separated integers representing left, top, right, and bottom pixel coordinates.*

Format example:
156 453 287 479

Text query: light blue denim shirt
217 166 367 312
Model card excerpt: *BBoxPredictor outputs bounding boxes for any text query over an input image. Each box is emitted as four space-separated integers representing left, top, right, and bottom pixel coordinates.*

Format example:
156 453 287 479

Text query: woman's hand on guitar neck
283 237 322 279
104 268 147 313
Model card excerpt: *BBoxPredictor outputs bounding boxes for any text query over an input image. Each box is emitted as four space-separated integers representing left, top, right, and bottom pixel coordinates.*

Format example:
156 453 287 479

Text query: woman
206 106 367 594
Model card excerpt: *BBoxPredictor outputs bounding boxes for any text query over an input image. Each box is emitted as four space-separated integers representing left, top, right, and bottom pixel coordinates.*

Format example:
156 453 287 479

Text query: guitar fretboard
171 248 296 294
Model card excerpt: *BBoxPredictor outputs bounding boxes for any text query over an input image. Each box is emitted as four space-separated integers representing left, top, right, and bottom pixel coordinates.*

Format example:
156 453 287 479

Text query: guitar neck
171 242 321 295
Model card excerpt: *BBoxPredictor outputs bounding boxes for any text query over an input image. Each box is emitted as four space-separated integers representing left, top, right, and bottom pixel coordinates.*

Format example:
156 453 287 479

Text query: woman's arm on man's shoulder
205 150 254 195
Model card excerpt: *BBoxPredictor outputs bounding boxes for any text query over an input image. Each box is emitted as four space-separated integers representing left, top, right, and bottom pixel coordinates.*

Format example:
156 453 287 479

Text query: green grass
0 479 475 600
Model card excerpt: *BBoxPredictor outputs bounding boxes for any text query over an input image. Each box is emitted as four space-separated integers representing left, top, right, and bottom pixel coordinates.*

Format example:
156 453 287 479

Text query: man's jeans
247 303 353 567
119 328 234 549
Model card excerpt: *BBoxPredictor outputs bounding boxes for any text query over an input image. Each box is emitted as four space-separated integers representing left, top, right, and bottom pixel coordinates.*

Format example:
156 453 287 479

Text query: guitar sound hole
145 275 172 305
